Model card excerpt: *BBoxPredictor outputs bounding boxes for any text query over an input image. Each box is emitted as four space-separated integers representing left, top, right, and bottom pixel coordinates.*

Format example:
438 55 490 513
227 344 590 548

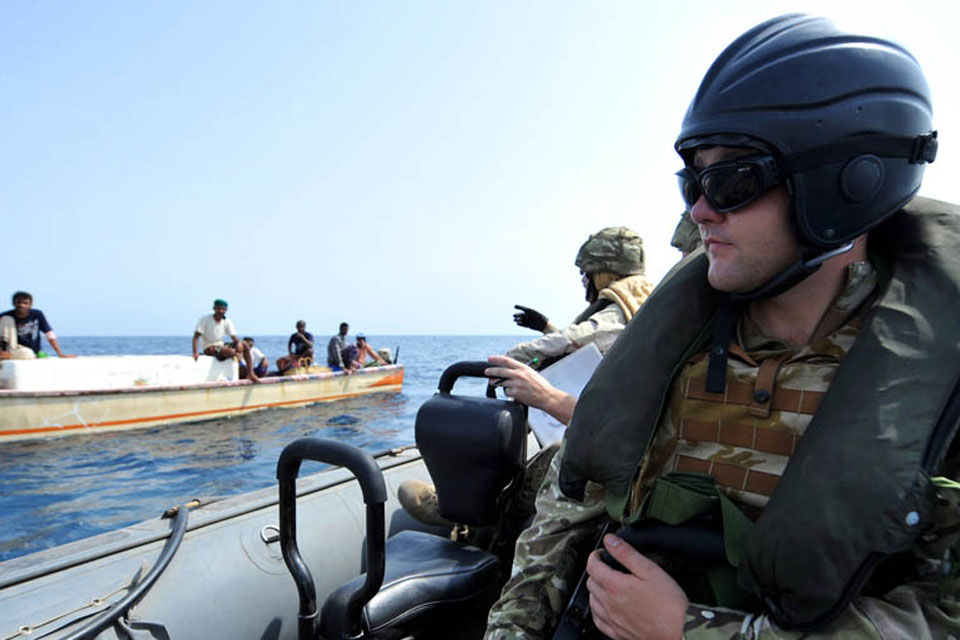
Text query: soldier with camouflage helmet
399 227 655 528
486 14 959 640
507 226 654 366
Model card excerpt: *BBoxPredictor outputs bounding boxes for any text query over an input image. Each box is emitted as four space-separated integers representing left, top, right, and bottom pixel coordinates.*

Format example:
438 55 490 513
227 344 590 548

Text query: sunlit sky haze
3 2 957 338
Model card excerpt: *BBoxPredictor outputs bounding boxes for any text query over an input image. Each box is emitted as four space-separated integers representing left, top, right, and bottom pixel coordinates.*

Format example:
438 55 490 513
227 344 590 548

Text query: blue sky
3 2 958 337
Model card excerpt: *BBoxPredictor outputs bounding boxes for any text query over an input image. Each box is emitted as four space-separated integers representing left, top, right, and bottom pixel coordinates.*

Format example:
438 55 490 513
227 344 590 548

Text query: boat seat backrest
321 530 500 639
415 392 526 527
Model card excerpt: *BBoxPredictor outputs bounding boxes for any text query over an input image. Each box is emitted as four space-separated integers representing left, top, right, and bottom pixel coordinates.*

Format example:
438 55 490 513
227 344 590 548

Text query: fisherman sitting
277 320 315 373
191 299 261 383
0 291 74 360
353 334 388 367
239 337 269 379
327 322 354 375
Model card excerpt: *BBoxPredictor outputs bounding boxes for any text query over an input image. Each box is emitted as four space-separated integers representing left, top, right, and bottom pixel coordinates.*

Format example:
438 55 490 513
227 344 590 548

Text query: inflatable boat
0 361 530 640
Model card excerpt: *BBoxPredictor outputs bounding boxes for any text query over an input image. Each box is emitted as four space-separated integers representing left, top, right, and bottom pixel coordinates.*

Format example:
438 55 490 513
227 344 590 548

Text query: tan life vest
597 274 656 323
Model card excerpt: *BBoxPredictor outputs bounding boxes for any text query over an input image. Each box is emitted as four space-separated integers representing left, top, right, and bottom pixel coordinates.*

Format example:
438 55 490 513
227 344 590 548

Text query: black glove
513 305 549 332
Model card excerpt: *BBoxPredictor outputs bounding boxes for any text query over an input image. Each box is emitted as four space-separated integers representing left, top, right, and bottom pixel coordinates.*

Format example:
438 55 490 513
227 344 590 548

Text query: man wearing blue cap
353 334 387 368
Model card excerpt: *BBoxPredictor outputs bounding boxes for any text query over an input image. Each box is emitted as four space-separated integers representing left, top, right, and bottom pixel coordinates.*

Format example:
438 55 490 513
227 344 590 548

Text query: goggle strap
779 132 938 175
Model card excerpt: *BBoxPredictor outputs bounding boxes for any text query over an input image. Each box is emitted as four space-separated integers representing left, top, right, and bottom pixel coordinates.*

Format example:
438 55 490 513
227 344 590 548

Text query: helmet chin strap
730 242 855 304
704 241 855 393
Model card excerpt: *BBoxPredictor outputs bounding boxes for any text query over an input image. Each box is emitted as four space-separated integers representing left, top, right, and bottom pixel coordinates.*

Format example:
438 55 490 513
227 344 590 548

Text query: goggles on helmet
676 154 781 214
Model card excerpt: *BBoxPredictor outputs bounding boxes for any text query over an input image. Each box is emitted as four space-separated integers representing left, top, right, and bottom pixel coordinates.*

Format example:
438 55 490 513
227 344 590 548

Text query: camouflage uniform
506 274 655 366
485 263 960 639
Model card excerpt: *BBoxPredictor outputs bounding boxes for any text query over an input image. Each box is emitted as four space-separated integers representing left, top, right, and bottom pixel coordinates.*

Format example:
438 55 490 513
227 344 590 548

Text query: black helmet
676 14 937 249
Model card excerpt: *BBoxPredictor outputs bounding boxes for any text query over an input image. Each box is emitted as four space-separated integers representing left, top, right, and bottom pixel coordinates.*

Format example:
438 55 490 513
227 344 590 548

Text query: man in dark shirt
327 322 353 374
287 320 315 362
0 291 73 359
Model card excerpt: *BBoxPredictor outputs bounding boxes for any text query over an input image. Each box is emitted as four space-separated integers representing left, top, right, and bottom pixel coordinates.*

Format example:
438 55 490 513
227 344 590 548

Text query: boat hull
0 365 404 442
0 448 444 640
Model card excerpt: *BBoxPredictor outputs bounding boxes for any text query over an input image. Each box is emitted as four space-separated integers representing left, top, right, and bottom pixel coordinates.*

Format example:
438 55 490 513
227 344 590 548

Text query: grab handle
437 360 496 398
277 438 387 640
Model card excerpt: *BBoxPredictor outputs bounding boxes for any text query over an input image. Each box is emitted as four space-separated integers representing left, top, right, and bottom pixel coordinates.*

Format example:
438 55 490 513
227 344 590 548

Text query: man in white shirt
191 299 261 383
241 337 269 378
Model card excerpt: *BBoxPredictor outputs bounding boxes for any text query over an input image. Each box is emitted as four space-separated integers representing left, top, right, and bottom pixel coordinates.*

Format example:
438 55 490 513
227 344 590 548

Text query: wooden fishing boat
0 355 404 442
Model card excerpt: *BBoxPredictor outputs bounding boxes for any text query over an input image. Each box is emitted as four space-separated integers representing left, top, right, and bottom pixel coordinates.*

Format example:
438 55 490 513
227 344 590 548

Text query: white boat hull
0 365 404 442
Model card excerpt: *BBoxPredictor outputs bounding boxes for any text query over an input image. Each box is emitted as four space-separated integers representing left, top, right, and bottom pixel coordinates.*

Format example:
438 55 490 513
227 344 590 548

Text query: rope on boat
60 503 191 640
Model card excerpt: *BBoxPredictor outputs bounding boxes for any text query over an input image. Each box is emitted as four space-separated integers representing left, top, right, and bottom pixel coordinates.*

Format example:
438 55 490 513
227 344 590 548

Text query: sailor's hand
193 352 199 361
585 535 688 640
485 355 575 422
513 305 548 332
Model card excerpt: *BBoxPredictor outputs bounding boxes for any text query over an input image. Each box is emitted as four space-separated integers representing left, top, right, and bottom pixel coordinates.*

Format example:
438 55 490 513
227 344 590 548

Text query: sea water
0 334 523 562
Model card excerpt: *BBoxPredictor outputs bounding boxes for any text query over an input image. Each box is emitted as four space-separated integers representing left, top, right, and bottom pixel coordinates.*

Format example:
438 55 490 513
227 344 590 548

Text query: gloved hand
513 305 549 332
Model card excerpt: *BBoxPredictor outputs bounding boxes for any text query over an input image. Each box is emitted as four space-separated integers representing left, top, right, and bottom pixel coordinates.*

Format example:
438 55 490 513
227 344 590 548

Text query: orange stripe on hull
369 370 405 388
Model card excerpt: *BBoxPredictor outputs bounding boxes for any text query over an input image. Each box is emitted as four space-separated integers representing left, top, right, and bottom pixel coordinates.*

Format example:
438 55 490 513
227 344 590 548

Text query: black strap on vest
705 300 733 394
572 298 614 325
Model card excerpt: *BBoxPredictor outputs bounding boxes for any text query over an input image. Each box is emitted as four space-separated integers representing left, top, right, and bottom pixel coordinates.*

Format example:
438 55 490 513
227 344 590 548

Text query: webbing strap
779 132 938 174
706 301 734 393
643 472 718 524
639 472 757 609
641 472 754 568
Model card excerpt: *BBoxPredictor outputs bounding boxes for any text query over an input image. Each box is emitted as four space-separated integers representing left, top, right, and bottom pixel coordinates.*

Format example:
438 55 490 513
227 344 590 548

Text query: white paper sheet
527 343 603 446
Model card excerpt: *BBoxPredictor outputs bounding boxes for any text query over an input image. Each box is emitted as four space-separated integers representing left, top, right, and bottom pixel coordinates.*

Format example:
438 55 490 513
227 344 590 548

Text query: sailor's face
13 298 32 318
689 147 802 294
213 304 228 319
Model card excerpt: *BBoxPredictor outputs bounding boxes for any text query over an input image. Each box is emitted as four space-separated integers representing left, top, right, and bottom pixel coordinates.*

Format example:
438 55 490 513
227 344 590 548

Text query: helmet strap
704 241 854 393
584 277 600 303
730 242 854 304
779 132 938 175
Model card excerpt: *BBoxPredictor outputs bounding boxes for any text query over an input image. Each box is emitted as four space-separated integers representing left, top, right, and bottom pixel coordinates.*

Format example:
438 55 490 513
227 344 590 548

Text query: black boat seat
321 530 500 638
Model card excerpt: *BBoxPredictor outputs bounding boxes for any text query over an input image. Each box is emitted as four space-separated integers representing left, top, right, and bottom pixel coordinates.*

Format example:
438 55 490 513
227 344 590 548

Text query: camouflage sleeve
505 305 627 365
683 476 960 639
484 446 607 639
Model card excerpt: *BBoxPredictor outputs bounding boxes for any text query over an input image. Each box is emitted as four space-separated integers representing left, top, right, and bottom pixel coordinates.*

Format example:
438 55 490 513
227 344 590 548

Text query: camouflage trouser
515 442 561 520
486 442 564 569
485 446 608 640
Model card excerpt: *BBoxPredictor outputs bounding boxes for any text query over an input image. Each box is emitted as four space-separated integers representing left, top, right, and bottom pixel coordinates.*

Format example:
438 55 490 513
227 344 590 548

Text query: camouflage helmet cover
670 211 701 255
575 227 645 275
